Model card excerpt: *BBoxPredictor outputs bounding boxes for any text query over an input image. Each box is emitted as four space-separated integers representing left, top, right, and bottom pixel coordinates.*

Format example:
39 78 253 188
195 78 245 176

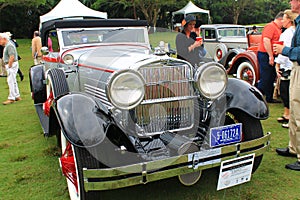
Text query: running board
34 103 49 135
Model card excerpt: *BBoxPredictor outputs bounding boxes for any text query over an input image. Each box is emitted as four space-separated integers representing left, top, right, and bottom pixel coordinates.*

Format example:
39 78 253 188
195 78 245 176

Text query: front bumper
83 132 271 191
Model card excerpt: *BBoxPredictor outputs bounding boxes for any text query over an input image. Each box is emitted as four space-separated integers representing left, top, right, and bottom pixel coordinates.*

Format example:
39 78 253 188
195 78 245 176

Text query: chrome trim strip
84 84 112 107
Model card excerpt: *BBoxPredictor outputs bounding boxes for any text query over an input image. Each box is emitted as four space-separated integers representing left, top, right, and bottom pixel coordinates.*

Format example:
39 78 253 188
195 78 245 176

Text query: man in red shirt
257 12 284 103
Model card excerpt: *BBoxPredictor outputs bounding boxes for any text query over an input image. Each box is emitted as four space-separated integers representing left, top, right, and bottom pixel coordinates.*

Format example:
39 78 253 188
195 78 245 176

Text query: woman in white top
275 10 298 127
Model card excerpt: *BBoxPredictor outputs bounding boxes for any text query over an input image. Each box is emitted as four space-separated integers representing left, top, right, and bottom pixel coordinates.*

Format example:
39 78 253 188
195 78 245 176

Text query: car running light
63 54 74 65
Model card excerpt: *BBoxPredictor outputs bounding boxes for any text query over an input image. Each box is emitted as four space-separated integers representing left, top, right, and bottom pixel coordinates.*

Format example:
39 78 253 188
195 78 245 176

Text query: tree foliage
0 0 46 11
92 0 179 27
0 0 292 38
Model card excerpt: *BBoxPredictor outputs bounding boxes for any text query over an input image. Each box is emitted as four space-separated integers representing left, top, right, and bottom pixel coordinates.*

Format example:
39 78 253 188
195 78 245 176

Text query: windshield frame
56 27 150 49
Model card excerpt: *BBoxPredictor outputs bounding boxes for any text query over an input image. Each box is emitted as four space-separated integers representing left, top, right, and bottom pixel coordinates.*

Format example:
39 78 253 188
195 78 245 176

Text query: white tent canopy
172 1 211 23
40 0 107 24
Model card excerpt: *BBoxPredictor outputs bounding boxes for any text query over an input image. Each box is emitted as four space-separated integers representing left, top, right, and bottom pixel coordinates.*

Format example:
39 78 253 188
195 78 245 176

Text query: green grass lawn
0 39 299 200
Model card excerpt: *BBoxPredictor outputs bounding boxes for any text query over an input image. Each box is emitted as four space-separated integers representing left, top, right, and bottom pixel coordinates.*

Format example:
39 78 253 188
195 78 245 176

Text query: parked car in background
200 24 257 83
29 18 270 200
200 24 248 63
229 33 262 85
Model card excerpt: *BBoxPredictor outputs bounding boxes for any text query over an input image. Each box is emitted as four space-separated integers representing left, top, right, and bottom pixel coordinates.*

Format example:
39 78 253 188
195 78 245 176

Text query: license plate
210 123 242 147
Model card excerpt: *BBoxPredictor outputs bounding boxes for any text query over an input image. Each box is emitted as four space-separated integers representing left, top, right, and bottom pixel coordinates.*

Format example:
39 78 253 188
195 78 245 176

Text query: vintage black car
29 18 270 200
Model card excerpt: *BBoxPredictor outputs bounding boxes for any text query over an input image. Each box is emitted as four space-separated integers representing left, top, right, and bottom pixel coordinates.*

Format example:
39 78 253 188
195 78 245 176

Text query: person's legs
17 68 24 81
285 64 300 170
257 52 276 102
280 79 290 117
0 58 6 76
7 63 20 100
288 67 300 155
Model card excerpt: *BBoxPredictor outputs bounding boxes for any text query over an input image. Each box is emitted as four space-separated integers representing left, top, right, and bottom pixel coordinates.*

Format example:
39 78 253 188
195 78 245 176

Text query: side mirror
41 46 49 55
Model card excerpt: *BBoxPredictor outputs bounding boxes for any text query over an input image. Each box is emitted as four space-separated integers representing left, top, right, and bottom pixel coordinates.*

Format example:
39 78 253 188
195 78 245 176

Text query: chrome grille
136 63 196 135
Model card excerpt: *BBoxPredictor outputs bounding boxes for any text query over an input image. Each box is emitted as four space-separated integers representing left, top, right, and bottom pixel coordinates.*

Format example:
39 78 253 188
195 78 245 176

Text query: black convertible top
40 19 148 46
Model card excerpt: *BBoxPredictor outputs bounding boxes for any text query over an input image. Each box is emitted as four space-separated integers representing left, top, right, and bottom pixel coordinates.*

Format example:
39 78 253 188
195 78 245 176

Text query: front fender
229 50 259 79
219 48 245 68
225 78 269 119
55 93 111 147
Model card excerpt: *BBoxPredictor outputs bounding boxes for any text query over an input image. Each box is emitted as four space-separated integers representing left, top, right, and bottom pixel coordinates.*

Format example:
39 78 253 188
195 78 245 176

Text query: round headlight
107 70 145 110
63 54 74 65
194 62 228 99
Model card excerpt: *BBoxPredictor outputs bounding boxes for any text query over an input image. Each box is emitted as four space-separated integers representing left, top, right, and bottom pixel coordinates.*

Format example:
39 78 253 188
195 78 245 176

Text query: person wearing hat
5 32 24 81
0 32 21 105
176 14 206 67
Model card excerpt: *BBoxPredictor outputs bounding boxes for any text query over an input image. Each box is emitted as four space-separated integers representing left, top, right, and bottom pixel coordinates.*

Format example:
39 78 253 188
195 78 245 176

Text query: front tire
60 133 103 200
224 110 263 173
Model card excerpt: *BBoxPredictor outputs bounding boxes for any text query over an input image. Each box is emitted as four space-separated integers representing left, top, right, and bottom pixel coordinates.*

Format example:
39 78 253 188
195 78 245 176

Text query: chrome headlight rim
106 69 145 110
62 54 74 65
194 62 228 99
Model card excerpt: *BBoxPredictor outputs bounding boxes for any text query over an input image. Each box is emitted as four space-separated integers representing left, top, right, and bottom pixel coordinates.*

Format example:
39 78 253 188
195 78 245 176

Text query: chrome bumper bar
83 132 271 191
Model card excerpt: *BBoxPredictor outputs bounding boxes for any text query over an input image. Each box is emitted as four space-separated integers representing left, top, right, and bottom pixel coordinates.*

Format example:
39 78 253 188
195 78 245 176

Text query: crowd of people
0 30 44 105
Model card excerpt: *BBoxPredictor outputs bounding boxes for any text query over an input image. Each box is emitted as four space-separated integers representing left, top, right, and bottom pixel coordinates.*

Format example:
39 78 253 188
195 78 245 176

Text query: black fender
225 78 269 119
219 48 245 68
29 64 46 104
55 93 112 147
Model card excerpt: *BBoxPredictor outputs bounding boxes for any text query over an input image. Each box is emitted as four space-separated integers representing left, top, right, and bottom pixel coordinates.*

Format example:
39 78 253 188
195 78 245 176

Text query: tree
0 0 46 11
92 0 179 27
208 0 252 24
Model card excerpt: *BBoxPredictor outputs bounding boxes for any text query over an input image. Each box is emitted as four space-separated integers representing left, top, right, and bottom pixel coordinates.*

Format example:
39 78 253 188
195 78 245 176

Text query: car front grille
136 63 196 135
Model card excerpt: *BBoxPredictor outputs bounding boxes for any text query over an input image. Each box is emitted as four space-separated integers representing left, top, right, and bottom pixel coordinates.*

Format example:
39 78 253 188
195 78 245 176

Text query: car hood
76 45 153 70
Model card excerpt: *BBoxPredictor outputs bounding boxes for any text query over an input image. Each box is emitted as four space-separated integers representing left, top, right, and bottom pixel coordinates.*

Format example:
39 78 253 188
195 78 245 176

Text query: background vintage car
200 24 248 63
29 18 270 200
229 33 262 85
200 24 263 85
200 24 252 84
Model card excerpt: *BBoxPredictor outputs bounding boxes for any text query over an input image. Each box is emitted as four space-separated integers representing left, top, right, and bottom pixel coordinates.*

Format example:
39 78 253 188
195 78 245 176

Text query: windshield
60 28 147 47
217 28 246 37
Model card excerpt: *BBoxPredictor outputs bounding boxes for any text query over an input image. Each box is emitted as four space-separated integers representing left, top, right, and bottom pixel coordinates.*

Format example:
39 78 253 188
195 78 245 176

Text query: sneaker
15 97 22 101
282 123 289 128
2 99 15 105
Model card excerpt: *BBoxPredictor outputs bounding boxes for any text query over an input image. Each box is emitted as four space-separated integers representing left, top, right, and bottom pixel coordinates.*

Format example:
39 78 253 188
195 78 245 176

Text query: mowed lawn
0 38 299 200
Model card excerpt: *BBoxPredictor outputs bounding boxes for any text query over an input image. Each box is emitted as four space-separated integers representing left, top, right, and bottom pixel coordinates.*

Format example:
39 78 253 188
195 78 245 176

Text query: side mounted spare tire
29 65 46 104
214 43 228 62
47 68 70 99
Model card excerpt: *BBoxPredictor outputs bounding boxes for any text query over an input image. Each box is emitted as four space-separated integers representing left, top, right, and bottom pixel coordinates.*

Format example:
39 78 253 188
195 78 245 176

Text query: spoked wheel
60 132 103 200
236 61 256 85
224 110 263 173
